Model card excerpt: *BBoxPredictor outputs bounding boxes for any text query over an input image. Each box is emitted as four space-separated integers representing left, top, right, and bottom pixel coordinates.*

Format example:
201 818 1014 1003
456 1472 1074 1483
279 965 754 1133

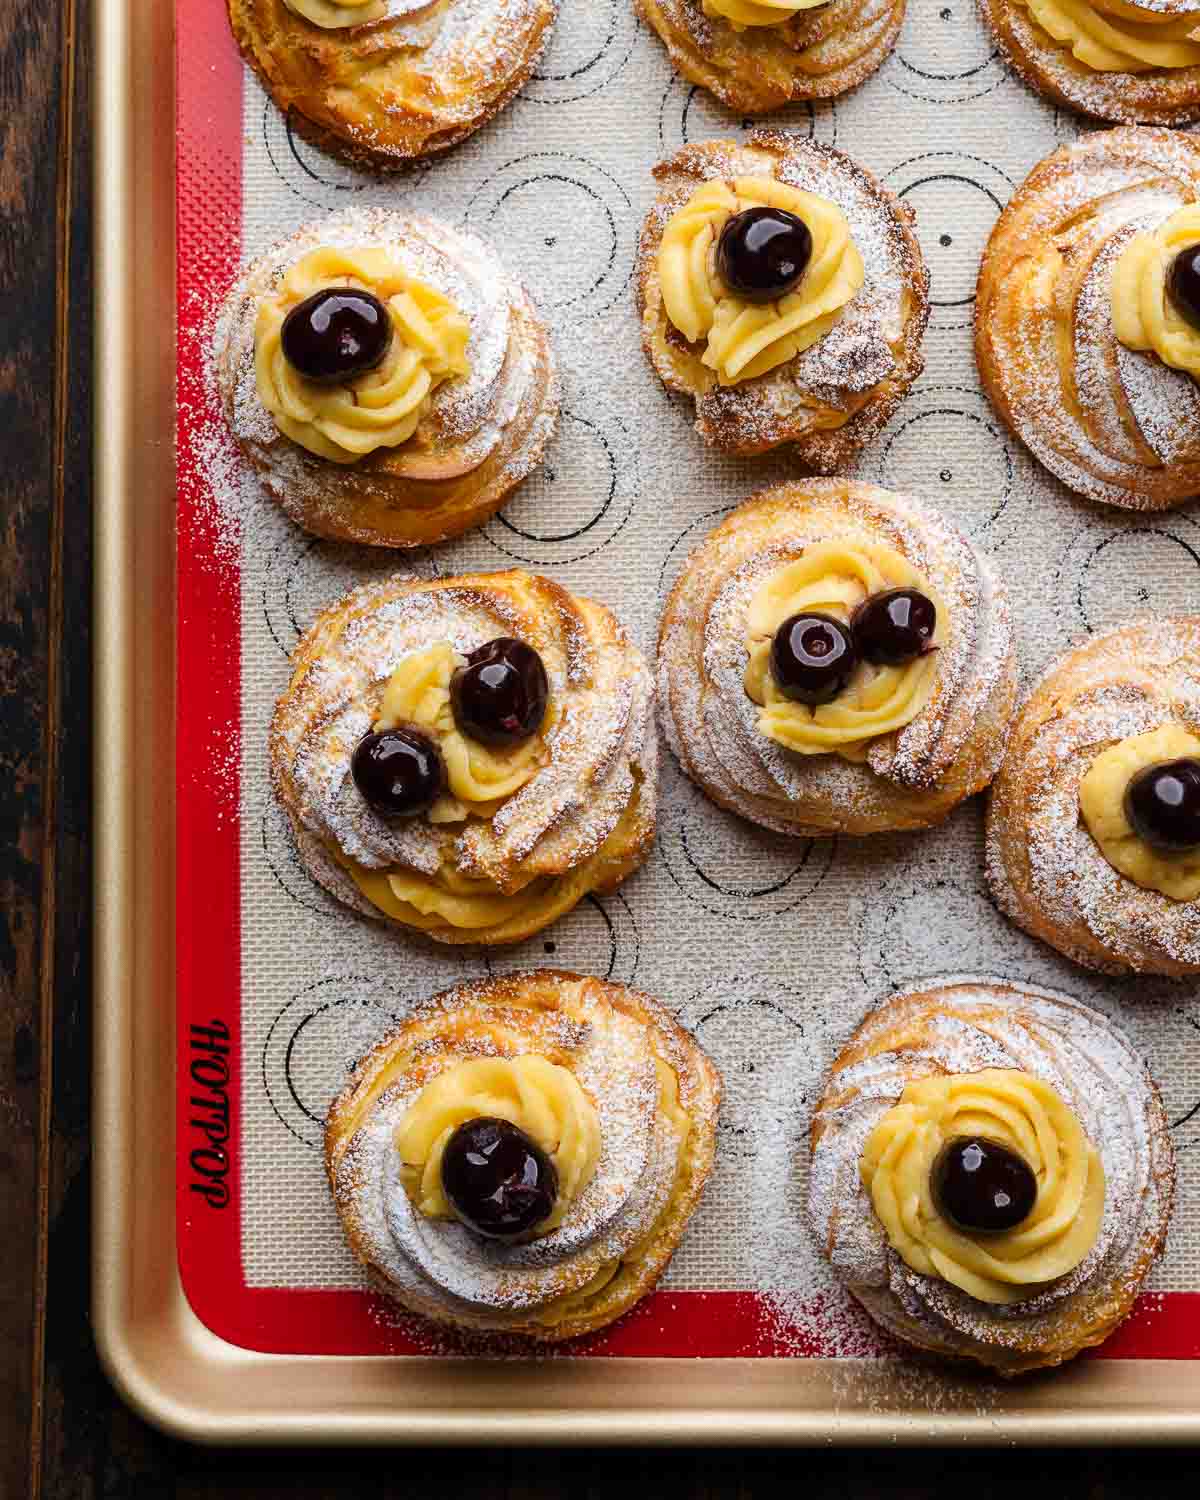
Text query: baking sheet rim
89 0 1200 1444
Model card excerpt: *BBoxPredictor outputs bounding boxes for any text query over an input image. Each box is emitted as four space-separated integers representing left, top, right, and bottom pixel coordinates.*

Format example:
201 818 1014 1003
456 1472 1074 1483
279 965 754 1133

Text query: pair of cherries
769 588 937 707
352 639 549 819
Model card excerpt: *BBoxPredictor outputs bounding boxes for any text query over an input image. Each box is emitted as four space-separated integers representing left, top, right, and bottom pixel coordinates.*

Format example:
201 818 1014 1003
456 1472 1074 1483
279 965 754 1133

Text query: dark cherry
716 206 814 304
451 638 549 748
1167 244 1200 332
440 1116 558 1240
851 588 938 667
769 612 858 705
351 727 445 818
280 287 392 384
1124 757 1200 852
931 1136 1038 1235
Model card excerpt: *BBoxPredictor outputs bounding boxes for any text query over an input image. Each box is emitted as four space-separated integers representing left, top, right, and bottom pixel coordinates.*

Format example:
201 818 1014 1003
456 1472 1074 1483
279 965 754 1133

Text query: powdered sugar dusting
658 481 1015 835
808 976 1175 1374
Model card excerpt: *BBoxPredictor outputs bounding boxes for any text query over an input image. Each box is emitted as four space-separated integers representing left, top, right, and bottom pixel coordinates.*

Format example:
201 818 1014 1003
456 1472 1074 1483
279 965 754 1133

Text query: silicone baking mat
176 0 1200 1358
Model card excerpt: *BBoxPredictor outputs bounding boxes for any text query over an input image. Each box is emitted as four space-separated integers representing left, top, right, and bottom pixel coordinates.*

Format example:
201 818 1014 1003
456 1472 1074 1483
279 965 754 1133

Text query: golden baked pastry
215 208 559 548
809 978 1175 1374
980 0 1200 124
987 617 1200 975
657 481 1017 836
227 0 558 167
325 969 721 1340
637 0 904 112
638 133 928 465
976 127 1200 512
270 570 656 946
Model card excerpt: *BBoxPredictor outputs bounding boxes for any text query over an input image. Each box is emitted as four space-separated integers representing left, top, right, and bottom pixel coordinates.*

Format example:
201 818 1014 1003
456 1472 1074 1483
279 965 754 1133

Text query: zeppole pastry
639 133 928 465
976 128 1200 512
270 570 656 946
987 618 1200 975
325 970 721 1340
227 0 557 166
637 0 904 112
657 482 1016 836
809 978 1175 1374
215 209 558 547
980 0 1200 124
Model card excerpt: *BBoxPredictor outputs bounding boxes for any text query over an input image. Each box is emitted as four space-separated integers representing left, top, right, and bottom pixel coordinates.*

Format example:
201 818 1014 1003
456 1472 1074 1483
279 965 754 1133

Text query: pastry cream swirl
860 1070 1106 1306
395 1056 602 1235
282 0 385 29
254 246 471 464
339 642 552 929
743 541 944 760
1017 0 1200 72
1080 723 1200 900
1112 205 1200 379
701 0 824 28
376 642 550 824
657 177 864 386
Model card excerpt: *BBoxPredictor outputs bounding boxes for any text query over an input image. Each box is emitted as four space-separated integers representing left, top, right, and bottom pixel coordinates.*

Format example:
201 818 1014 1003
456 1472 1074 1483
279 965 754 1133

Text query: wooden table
0 0 1193 1490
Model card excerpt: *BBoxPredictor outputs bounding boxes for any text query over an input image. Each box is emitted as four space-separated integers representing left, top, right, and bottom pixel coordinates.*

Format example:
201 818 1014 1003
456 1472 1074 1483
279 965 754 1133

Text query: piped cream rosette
742 541 946 761
325 971 722 1340
860 1070 1105 1305
396 1056 602 1235
657 176 864 386
987 619 1200 973
656 481 1015 836
639 135 928 465
1080 723 1200 899
254 246 472 464
216 208 559 547
1113 203 1200 378
270 570 656 946
976 129 1200 511
982 0 1200 129
809 978 1175 1374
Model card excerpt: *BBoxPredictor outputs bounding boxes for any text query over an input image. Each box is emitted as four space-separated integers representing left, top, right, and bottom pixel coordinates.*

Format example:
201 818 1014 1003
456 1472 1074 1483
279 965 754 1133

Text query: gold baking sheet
91 0 1200 1442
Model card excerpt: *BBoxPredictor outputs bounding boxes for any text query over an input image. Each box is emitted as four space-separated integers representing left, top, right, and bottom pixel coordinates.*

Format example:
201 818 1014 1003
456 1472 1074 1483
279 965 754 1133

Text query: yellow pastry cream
701 0 824 28
1112 204 1200 379
395 1056 602 1234
860 1070 1106 1305
254 246 471 464
1080 723 1200 900
1015 0 1200 72
743 541 946 760
282 0 385 29
341 642 558 930
656 177 864 386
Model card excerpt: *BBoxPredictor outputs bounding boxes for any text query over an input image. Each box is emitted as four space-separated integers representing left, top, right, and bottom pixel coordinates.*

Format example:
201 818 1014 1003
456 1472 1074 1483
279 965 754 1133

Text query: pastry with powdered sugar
808 977 1175 1374
638 132 928 467
987 617 1200 975
214 208 559 548
271 569 656 946
638 0 905 113
657 481 1016 836
980 0 1200 125
227 0 557 166
325 970 721 1340
977 128 1200 511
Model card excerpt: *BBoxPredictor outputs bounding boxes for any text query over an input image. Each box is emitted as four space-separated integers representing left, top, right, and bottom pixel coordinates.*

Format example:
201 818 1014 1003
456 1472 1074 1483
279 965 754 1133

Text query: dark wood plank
0 0 83 1487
